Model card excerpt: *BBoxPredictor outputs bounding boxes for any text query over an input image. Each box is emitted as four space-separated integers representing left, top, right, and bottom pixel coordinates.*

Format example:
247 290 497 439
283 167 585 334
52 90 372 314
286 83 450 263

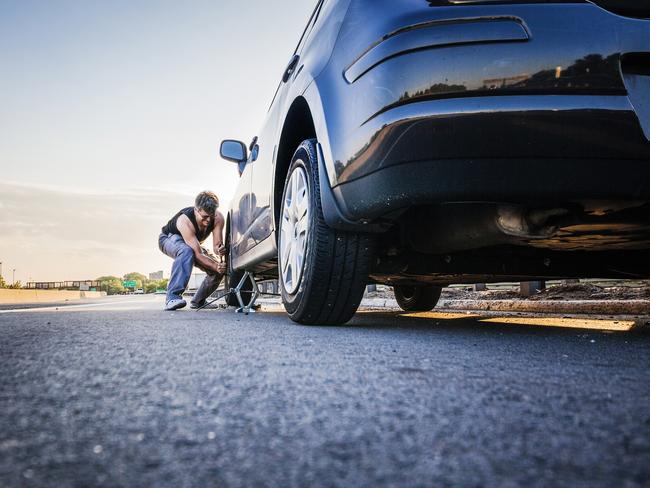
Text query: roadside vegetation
96 273 169 295
0 276 23 289
0 273 167 294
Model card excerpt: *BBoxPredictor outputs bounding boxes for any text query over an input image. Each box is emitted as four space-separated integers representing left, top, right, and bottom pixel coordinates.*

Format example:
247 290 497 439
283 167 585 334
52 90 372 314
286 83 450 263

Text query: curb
258 297 650 316
436 299 650 316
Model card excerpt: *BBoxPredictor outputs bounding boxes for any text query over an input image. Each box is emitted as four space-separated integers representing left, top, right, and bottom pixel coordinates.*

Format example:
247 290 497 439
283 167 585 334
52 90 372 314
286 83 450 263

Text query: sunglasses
195 208 214 222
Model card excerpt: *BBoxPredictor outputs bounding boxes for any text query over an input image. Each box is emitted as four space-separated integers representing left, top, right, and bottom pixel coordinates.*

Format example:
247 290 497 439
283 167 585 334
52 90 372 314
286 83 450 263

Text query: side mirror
220 140 248 163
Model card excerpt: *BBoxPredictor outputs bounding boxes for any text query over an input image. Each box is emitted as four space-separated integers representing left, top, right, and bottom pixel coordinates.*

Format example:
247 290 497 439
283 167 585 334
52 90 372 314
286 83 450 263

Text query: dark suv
220 0 650 325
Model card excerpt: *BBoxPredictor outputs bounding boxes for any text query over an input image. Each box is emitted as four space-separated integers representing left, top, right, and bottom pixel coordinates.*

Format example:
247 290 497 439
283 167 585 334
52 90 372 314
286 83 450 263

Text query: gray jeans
158 233 223 305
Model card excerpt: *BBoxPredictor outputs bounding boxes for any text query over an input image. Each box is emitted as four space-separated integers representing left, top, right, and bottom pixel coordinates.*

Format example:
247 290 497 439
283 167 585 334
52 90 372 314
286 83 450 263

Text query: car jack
233 271 260 315
194 271 263 315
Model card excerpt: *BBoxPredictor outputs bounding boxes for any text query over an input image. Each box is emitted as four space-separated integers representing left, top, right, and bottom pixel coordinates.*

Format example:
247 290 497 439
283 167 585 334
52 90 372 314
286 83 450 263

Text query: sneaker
165 299 187 311
190 300 205 309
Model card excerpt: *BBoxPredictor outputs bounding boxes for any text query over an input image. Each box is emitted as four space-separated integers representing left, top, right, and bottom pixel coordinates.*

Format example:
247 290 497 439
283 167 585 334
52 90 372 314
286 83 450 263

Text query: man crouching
158 191 226 311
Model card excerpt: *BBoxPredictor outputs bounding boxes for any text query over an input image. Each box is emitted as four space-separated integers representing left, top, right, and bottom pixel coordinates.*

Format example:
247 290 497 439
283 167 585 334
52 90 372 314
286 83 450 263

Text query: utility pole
12 269 16 286
0 262 3 283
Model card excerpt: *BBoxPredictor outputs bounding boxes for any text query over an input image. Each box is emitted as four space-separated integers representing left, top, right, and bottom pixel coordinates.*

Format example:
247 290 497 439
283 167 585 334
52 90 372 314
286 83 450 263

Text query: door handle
282 55 300 83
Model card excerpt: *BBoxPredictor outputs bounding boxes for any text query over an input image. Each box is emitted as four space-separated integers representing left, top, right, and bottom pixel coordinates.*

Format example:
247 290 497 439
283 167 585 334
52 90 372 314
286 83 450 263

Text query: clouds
0 181 206 282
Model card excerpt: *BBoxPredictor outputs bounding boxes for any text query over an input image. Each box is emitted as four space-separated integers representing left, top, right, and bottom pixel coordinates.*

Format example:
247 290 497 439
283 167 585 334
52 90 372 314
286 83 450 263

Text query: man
158 191 227 311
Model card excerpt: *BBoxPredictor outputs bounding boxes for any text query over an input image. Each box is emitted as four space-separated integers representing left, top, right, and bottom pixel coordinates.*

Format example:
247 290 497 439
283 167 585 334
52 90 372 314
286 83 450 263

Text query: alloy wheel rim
280 165 310 294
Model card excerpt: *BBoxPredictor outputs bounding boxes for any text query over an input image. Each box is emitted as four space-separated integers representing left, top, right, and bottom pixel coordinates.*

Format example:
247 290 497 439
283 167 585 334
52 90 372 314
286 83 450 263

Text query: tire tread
283 139 374 325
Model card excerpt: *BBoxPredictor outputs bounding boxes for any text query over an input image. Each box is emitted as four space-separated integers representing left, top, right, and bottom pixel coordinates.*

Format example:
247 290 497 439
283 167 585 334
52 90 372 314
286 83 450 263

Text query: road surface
1 296 649 487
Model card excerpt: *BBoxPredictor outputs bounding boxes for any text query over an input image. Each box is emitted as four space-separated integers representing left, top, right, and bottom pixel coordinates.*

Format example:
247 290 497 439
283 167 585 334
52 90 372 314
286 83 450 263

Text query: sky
0 0 317 283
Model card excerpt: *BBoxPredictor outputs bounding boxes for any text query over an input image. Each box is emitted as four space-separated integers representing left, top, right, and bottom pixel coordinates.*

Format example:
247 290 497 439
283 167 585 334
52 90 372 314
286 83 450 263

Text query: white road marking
0 295 165 314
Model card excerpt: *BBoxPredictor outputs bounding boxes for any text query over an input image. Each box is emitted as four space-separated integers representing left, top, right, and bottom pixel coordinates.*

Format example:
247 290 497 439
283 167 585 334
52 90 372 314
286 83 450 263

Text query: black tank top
161 207 215 243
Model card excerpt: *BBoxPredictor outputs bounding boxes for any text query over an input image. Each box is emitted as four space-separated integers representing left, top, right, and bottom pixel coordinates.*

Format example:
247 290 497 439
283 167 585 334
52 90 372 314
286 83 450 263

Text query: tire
224 229 252 307
224 269 250 307
278 139 374 325
394 285 442 312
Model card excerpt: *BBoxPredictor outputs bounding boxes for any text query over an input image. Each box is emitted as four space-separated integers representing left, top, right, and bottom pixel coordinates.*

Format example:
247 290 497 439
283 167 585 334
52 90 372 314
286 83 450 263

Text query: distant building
149 271 164 281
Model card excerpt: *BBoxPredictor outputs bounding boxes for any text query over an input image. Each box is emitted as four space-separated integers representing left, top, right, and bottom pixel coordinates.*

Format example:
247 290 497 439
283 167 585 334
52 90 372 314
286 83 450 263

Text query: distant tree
145 279 169 294
96 275 121 282
96 276 125 295
0 275 6 288
7 281 22 289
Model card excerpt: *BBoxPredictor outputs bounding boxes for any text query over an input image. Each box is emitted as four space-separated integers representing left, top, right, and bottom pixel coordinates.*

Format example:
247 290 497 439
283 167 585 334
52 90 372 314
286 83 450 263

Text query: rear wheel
279 139 374 325
394 285 442 312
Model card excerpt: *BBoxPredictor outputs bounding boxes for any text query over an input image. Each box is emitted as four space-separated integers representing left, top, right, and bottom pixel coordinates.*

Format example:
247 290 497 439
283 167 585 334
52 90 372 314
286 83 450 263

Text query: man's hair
195 191 219 214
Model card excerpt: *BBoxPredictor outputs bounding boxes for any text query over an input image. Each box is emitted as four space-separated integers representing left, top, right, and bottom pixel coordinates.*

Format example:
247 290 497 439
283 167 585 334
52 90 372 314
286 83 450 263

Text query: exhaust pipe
496 206 568 239
406 204 568 254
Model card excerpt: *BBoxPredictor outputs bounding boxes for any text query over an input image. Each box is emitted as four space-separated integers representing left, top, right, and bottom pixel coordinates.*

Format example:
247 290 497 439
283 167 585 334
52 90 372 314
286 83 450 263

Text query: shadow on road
346 309 650 337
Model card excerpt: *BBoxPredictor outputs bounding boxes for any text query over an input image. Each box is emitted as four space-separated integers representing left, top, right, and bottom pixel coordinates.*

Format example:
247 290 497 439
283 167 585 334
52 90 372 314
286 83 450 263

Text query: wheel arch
273 96 317 235
224 211 238 270
225 211 231 248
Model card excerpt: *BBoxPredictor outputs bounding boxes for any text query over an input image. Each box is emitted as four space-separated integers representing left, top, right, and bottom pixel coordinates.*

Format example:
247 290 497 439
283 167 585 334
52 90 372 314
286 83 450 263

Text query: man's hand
201 249 226 275
205 256 226 275
216 244 226 256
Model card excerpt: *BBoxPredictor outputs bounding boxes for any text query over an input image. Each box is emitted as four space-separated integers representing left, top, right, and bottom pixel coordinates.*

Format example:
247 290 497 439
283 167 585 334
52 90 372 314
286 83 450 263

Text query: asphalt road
1 296 649 487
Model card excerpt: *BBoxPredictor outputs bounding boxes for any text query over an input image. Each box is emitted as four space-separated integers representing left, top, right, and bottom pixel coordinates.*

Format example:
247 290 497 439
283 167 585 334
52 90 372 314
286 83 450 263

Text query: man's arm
212 211 225 256
177 215 225 274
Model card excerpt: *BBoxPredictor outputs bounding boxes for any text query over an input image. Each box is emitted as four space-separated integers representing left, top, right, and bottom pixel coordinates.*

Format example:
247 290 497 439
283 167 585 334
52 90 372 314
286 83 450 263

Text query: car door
229 149 256 258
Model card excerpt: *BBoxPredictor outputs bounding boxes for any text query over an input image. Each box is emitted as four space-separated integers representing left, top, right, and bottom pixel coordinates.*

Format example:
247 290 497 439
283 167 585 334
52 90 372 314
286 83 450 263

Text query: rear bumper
334 154 650 216
317 0 650 185
320 94 650 224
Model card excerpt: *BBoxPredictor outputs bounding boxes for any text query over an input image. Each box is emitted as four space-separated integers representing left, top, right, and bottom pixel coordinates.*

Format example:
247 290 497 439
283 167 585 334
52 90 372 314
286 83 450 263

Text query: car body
221 0 650 324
